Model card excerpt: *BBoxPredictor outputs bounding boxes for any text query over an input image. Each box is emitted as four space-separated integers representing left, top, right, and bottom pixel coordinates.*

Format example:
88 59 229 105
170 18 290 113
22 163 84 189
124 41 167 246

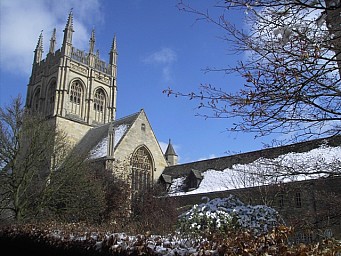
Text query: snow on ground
169 145 341 196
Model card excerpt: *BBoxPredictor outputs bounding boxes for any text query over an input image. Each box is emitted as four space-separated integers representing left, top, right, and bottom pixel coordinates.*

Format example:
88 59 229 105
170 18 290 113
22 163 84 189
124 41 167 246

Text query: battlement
70 47 111 75
33 46 112 77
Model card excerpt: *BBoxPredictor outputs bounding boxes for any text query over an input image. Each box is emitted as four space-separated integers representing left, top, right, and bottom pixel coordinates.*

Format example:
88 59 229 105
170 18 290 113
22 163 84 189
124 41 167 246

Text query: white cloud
159 141 168 154
162 66 172 82
144 48 177 65
0 0 102 76
143 48 177 82
159 140 182 164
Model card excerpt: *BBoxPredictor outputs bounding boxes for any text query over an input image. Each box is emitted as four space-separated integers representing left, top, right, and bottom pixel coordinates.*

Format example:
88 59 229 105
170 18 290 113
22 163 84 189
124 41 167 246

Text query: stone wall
55 116 93 147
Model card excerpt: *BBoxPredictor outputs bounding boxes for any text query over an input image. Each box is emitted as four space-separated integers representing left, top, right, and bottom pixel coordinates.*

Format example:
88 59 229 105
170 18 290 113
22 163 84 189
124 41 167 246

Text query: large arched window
69 80 83 116
131 146 153 193
32 88 41 112
46 81 56 116
93 88 106 123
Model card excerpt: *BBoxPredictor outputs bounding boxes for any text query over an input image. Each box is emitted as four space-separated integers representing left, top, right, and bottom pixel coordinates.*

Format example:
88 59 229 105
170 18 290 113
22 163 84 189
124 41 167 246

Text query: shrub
177 195 283 237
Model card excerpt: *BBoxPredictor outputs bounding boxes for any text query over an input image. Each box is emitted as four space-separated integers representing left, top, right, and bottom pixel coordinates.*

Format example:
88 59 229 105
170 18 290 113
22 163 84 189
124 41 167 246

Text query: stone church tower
26 11 117 146
25 11 170 194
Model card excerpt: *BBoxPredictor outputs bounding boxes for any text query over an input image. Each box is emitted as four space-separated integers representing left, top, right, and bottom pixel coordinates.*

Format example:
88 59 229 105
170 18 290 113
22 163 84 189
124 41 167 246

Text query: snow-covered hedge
178 195 283 236
1 221 340 255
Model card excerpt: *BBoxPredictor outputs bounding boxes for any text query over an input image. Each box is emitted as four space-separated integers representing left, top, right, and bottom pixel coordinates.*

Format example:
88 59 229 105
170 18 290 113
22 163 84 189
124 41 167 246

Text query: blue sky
0 0 275 163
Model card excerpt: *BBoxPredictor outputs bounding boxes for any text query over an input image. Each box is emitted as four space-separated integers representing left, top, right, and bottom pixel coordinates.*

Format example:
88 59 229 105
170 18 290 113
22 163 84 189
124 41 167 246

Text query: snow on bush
178 195 282 236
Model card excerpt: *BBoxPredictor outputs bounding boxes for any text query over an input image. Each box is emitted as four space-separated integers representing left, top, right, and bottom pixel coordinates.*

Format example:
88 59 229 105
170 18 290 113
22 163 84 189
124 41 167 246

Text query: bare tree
165 0 341 142
130 184 180 235
92 160 132 226
0 96 106 223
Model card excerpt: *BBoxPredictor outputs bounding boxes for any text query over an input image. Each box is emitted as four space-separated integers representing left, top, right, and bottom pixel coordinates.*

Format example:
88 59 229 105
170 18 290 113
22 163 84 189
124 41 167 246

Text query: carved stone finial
49 28 56 54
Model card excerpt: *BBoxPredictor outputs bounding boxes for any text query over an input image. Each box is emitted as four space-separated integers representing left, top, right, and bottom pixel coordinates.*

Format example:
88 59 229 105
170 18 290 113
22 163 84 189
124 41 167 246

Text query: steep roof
162 135 341 195
73 122 111 159
190 169 203 180
160 174 172 184
162 135 341 179
73 111 140 159
165 139 177 156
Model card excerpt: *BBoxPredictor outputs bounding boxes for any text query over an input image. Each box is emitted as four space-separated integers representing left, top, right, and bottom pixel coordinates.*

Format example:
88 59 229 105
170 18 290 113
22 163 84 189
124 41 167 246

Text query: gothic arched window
69 80 83 117
33 88 41 112
131 146 153 193
46 81 56 116
93 88 106 123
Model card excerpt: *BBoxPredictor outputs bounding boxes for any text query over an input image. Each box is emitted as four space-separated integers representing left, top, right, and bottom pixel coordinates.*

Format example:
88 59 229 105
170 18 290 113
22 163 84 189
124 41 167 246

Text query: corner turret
165 139 178 166
33 31 43 64
89 28 96 54
49 28 56 54
109 35 118 76
109 35 118 120
62 10 74 56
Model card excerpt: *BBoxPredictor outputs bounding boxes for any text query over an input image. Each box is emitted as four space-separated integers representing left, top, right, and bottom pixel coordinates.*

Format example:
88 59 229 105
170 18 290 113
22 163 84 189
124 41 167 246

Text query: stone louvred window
33 88 41 112
69 81 83 116
93 88 106 123
47 81 56 116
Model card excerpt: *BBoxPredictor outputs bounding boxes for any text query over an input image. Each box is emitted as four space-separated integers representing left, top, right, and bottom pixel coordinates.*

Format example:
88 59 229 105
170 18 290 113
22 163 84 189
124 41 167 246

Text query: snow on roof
169 145 341 196
89 124 128 159
89 136 108 159
113 124 128 149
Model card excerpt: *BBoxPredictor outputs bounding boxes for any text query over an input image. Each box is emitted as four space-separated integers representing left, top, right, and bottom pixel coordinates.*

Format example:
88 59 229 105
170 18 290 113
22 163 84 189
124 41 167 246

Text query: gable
114 110 168 180
72 109 168 180
111 112 140 151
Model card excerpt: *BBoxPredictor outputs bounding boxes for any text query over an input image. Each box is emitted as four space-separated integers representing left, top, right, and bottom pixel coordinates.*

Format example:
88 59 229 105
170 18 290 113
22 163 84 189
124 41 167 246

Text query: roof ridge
113 111 141 123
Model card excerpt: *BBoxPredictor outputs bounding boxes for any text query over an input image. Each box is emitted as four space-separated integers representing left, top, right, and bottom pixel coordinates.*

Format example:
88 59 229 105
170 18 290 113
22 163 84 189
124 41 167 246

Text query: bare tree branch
165 0 341 142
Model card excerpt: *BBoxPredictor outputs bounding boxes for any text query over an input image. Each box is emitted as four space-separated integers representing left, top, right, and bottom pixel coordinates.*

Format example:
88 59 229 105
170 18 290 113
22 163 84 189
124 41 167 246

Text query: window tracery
131 146 153 192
